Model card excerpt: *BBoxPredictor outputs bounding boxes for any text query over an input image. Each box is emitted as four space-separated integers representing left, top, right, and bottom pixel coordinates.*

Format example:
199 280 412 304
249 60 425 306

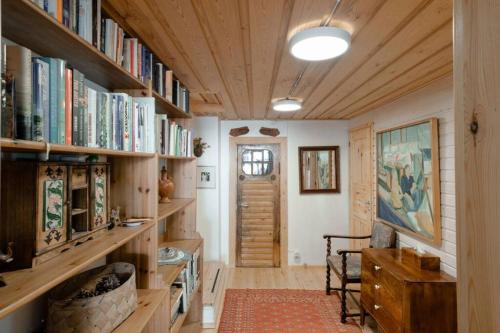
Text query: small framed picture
197 166 216 189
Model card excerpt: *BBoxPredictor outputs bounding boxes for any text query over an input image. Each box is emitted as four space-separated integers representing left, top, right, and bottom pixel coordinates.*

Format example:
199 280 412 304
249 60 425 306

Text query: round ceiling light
289 26 350 61
272 98 302 112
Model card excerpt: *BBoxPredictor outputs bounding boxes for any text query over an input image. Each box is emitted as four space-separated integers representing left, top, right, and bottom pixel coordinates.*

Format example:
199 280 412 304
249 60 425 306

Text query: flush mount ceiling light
272 98 302 112
289 26 350 61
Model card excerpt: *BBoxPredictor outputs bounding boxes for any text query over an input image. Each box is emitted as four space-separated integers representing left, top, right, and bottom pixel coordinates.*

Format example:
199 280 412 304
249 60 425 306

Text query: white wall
219 120 350 265
349 76 456 276
193 117 221 261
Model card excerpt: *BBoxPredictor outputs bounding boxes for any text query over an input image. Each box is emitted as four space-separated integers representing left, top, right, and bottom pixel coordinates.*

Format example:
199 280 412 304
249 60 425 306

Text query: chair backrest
369 221 396 248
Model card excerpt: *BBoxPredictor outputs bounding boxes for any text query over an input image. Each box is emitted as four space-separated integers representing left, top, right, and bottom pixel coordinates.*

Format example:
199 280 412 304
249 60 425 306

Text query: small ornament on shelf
193 137 209 157
159 166 175 203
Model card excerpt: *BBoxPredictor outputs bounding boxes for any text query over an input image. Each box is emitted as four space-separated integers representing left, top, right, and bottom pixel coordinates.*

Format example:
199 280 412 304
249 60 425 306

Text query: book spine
65 68 72 145
62 0 70 27
82 85 88 146
123 95 130 151
87 88 97 147
56 0 63 23
72 69 80 145
6 46 32 140
40 60 50 142
57 59 66 144
96 91 101 147
78 72 85 146
31 61 42 141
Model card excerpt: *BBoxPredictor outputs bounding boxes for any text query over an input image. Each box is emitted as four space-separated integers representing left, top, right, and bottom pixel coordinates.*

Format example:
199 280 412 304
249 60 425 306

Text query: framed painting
299 146 340 193
197 166 216 189
376 118 441 245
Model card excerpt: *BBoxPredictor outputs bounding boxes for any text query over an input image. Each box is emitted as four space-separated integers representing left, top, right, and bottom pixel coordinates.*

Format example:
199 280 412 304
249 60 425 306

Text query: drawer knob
374 284 381 290
374 265 382 271
374 304 382 310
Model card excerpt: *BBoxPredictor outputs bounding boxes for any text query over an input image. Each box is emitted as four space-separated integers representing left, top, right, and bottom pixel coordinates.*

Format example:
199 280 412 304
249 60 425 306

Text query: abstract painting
376 118 441 245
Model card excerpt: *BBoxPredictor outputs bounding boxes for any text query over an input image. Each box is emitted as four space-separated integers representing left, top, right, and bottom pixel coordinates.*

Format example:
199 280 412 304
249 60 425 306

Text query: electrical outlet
294 251 301 264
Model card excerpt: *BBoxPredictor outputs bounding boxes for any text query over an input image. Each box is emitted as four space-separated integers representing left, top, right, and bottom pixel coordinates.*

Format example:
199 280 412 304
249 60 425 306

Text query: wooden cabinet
361 248 457 333
0 161 110 272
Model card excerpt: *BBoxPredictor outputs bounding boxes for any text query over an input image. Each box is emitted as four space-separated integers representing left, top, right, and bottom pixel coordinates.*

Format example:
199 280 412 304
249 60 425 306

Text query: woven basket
47 262 138 333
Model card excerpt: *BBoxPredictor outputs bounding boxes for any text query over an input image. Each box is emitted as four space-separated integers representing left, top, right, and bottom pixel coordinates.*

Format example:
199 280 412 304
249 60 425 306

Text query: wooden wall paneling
290 0 431 120
275 0 386 120
321 20 453 119
331 45 453 119
268 0 341 119
110 156 159 288
454 1 500 332
245 0 291 119
191 0 251 119
346 62 452 120
304 0 452 120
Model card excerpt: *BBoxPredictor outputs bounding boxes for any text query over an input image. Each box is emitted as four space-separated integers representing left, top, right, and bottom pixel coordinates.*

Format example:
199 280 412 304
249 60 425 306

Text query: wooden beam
455 1 500 332
191 101 225 114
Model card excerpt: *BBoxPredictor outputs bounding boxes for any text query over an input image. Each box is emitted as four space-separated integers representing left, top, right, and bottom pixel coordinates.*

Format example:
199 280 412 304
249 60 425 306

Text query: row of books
156 116 193 157
31 0 191 114
2 45 157 153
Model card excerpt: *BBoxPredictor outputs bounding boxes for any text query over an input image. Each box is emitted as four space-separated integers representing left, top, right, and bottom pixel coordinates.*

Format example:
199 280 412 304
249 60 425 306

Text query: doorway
236 144 280 267
229 137 288 268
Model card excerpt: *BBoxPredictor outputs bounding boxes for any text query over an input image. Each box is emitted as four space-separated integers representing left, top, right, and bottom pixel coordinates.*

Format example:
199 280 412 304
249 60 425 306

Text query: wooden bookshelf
0 138 155 158
114 289 169 333
158 198 196 220
170 281 202 333
153 91 192 119
2 0 147 91
160 239 204 255
0 221 155 319
158 262 187 287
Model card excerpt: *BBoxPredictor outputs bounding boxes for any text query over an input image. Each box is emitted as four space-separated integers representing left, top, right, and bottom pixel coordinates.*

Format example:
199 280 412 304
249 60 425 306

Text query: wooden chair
323 221 396 324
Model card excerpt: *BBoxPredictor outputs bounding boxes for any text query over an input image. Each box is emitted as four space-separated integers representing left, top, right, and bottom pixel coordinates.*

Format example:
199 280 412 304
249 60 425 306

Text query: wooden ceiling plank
305 0 452 119
289 0 433 120
248 0 295 119
268 0 340 120
191 0 252 119
315 20 452 119
343 63 452 119
238 0 255 119
321 45 452 119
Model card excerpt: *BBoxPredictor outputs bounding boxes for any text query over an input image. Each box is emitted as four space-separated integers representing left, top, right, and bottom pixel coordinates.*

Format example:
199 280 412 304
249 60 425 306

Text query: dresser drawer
362 293 401 333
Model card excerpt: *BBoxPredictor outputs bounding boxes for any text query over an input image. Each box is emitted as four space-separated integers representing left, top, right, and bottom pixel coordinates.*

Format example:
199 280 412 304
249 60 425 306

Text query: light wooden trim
229 137 288 268
348 122 374 249
374 117 442 246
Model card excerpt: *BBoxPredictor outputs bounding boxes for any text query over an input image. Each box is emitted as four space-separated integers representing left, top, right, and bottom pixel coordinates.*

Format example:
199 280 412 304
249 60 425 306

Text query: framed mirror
299 146 340 193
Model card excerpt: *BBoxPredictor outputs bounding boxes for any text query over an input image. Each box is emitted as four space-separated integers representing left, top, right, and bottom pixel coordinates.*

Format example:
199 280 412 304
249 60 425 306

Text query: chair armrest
337 249 362 255
323 234 371 240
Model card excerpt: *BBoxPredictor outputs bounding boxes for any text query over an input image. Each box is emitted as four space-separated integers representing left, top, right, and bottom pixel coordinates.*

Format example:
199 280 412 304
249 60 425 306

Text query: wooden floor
203 265 377 333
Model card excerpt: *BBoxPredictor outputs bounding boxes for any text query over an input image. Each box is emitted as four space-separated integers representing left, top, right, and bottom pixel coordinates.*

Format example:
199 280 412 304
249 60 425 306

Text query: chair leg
360 304 366 326
340 277 347 324
326 264 331 295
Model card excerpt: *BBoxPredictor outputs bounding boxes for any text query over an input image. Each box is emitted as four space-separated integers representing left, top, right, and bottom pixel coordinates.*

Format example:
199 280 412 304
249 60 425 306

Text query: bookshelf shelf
159 154 197 161
156 239 203 288
0 221 156 320
153 91 192 119
114 289 169 333
170 282 202 333
2 0 148 91
0 138 155 158
158 198 196 220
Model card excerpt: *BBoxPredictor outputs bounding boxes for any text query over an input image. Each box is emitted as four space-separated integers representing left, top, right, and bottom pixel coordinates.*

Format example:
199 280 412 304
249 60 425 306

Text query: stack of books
2 44 157 153
31 0 190 114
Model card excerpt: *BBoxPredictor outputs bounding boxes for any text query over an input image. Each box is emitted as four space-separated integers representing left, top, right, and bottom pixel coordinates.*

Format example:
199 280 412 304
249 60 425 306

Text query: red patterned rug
218 289 361 333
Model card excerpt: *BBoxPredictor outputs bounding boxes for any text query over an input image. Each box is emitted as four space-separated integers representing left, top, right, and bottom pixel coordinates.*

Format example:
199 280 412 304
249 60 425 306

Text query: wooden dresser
361 248 456 333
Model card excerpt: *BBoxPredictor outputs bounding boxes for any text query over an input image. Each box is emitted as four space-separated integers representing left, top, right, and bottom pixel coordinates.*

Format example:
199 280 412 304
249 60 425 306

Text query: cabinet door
89 164 108 230
36 164 68 253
